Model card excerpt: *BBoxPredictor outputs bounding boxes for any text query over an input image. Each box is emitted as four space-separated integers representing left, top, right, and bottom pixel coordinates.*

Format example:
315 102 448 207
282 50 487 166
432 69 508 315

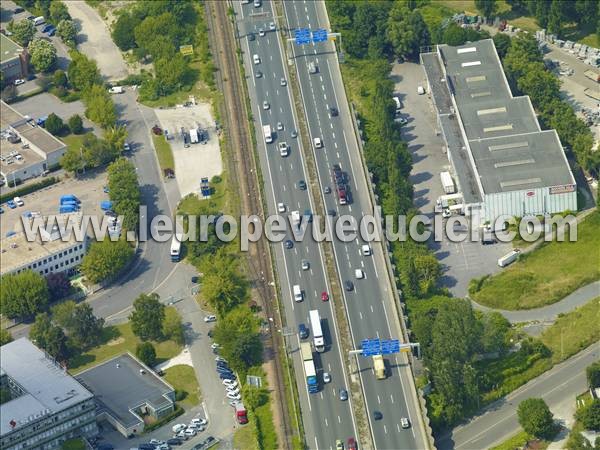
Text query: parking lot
392 61 511 297
155 104 223 197
1 171 108 235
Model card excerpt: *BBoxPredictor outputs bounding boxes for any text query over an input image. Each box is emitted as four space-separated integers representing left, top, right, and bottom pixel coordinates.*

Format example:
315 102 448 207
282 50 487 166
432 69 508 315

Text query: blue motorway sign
380 339 400 355
361 338 381 356
312 28 328 43
295 28 311 45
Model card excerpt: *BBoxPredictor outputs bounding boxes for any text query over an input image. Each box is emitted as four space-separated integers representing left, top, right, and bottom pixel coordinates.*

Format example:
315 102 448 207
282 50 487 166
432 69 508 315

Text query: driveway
66 1 128 81
393 61 511 297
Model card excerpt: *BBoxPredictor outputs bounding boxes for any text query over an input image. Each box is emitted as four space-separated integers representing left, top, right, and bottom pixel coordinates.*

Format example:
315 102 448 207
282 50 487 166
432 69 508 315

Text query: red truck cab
235 403 248 424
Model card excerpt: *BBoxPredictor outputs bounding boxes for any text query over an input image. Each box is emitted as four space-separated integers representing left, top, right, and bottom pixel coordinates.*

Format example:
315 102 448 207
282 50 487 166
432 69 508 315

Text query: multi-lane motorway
236 1 427 449
235 1 357 448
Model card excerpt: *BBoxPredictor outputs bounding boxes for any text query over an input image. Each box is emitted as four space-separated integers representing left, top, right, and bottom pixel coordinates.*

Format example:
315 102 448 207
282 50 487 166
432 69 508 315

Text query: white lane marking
370 304 374 313
384 425 388 434
359 311 363 320
361 261 365 268
334 142 338 148
377 395 381 404
338 416 341 423
332 132 335 139
390 394 394 403
397 423 401 433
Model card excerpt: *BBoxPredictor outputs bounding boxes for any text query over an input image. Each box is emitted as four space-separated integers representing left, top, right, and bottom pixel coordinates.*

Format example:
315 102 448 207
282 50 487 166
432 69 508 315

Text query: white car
280 78 287 86
150 439 164 445
13 197 24 207
323 372 331 383
277 121 283 130
258 28 265 37
14 79 25 86
269 22 276 31
313 137 322 149
215 356 228 363
191 417 208 426
226 392 242 400
355 269 365 279
172 423 186 433
301 260 310 270
223 379 238 388
277 202 286 213
226 387 240 395
400 417 410 429
263 101 270 110
184 428 197 436
204 315 217 323
211 342 220 350
361 244 371 256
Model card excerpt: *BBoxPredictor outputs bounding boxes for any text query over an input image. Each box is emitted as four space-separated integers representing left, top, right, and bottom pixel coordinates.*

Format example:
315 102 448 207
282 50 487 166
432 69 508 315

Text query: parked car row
171 416 208 441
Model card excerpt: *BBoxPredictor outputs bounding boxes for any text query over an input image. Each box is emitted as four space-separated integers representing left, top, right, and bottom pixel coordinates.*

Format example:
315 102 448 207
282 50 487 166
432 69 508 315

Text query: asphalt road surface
235 1 357 448
437 344 599 450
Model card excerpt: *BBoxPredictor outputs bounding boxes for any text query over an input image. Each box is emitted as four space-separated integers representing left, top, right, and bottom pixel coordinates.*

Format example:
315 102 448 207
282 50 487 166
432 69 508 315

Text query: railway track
204 1 293 448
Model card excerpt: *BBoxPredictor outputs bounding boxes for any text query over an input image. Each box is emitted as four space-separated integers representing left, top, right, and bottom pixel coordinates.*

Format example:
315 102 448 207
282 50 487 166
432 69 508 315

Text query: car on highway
321 291 329 302
262 101 270 110
298 323 309 339
313 137 323 149
284 239 294 249
324 186 332 194
253 0 261 7
329 106 339 117
361 244 371 256
301 260 310 270
401 417 411 429
280 77 287 86
336 440 343 450
248 32 255 41
339 388 348 401
344 280 354 291
253 54 260 64
277 202 286 213
327 209 337 216
255 71 262 78
14 79 25 86
269 22 276 31
291 130 298 138
204 315 217 323
297 180 306 190
258 28 265 37
277 121 283 130
347 438 357 450
323 372 331 383
373 410 383 420
355 269 364 279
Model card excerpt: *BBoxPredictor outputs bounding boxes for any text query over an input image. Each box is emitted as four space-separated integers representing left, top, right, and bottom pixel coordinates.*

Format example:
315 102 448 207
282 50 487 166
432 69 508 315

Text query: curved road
471 280 600 323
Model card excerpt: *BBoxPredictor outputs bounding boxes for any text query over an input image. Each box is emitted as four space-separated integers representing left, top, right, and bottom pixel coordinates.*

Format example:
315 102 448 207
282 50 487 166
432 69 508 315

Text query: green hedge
143 405 184 433
1 177 59 204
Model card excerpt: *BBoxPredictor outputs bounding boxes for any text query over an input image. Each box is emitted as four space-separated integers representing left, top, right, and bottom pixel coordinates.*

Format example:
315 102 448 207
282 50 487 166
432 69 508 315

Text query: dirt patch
106 337 125 346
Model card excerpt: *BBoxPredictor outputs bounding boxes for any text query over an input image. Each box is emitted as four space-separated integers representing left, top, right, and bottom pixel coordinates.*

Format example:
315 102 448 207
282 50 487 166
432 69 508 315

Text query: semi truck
497 249 521 267
309 310 325 352
373 355 386 380
170 234 183 262
291 210 301 228
440 171 456 194
263 125 272 143
300 342 319 393
234 402 248 424
189 127 199 144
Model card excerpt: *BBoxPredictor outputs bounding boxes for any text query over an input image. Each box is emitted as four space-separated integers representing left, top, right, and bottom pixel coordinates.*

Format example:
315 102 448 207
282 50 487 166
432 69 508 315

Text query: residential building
0 338 97 450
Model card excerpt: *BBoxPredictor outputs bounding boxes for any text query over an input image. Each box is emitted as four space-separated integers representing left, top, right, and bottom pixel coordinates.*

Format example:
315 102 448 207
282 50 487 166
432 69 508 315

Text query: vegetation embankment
470 212 600 310
152 135 175 173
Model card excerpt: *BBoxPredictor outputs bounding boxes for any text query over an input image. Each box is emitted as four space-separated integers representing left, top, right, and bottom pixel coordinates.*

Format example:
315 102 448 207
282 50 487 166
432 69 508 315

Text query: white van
392 96 402 113
355 269 364 279
417 85 425 95
293 285 303 302
33 16 45 26
308 62 318 74
253 54 260 65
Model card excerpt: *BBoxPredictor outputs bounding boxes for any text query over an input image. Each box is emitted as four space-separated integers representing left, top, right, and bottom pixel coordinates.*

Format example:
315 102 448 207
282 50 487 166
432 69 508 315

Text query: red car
347 437 357 450
321 291 329 302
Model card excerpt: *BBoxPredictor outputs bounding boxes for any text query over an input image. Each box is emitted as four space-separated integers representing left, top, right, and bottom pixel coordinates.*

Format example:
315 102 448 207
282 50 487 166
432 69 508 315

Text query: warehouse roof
0 338 94 436
77 354 174 428
432 39 575 195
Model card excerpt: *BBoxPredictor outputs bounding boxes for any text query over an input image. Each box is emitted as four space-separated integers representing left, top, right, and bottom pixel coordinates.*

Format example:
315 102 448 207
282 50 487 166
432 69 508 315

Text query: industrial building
421 39 577 225
0 34 29 84
76 353 176 437
0 339 98 450
0 212 88 277
1 101 66 185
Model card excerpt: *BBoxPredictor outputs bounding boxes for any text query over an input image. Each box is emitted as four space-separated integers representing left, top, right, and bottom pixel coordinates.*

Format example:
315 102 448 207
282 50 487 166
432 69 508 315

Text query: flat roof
0 34 23 63
0 338 94 436
77 354 174 428
0 213 85 275
425 39 575 195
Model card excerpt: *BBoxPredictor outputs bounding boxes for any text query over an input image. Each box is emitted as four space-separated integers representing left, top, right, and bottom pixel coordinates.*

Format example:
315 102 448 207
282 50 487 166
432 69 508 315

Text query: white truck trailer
263 125 272 143
440 171 456 194
309 310 325 352
498 249 521 267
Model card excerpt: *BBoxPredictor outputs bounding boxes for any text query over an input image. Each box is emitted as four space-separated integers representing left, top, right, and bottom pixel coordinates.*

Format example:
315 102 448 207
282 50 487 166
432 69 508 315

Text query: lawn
152 135 175 172
470 211 600 310
61 134 86 155
233 421 259 450
541 298 600 363
68 321 182 374
490 431 548 450
61 439 86 450
177 173 229 217
163 364 201 408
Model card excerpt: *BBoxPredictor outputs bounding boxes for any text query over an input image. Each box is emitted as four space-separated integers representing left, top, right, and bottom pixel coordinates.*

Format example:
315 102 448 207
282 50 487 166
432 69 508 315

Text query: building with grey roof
0 338 97 450
421 39 576 224
76 353 175 437
0 34 29 83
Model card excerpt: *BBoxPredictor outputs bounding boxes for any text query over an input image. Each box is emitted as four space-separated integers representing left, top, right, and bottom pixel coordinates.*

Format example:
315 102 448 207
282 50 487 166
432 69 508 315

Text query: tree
51 300 77 330
53 69 68 88
242 384 269 410
30 313 70 361
387 5 430 60
0 329 13 346
162 308 185 345
80 239 134 284
213 307 262 372
68 114 83 134
474 0 498 18
50 1 71 23
154 53 189 96
130 293 165 341
200 249 248 316
112 11 140 51
547 0 566 36
587 361 600 388
0 270 50 320
69 303 105 349
481 312 511 354
67 50 101 91
107 157 140 230
443 22 467 46
44 113 64 136
57 19 77 46
12 19 35 46
517 398 555 439
492 33 512 58
136 342 157 367
84 84 116 128
576 399 600 431
46 272 71 301
134 13 180 59
28 38 57 73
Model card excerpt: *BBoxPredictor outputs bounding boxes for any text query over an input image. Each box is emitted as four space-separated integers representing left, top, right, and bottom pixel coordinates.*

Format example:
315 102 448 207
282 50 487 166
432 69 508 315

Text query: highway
283 2 427 449
438 344 599 449
235 1 358 448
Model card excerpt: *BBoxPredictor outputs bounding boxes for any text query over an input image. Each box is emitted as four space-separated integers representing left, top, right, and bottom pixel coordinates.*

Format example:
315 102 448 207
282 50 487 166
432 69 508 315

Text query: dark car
14 6 24 13
373 410 383 420
216 362 229 369
97 444 114 450
339 388 348 401
329 106 339 117
248 32 255 41
41 24 53 32
324 186 332 194
327 209 337 216
284 239 294 249
167 438 183 446
216 366 233 374
205 436 217 446
344 280 354 291
138 444 156 450
297 180 307 190
298 323 309 339
219 373 236 380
